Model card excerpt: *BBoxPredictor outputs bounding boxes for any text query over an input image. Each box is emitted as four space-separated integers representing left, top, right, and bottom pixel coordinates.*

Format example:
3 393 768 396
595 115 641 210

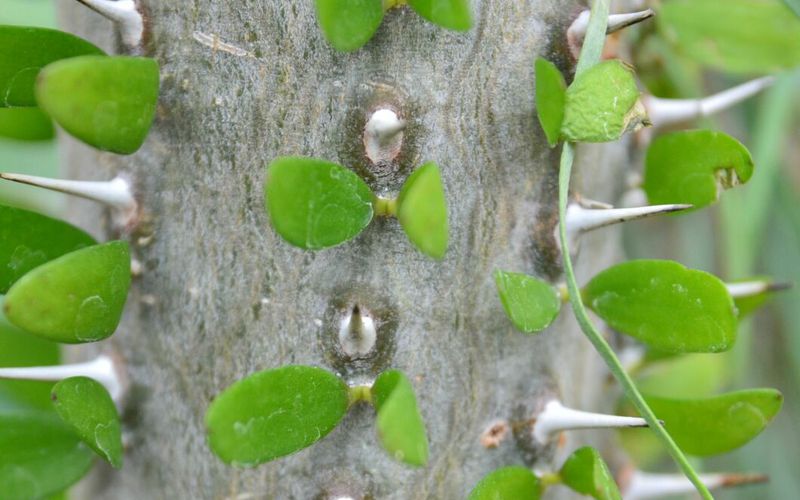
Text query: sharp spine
533 400 650 444
76 0 144 48
624 470 768 500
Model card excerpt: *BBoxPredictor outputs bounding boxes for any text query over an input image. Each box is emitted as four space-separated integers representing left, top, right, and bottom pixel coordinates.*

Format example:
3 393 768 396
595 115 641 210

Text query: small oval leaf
52 376 122 468
371 370 429 466
0 25 105 107
646 389 783 456
562 60 648 143
397 162 449 259
315 0 384 52
644 130 754 210
265 156 374 250
0 108 54 141
408 0 473 31
3 241 131 344
494 271 561 334
583 260 737 353
35 55 159 154
534 58 567 147
206 366 349 467
559 447 621 500
0 204 97 293
468 466 542 500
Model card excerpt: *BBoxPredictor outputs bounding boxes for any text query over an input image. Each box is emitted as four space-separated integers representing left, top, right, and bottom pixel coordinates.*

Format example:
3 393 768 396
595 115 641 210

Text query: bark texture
58 1 632 498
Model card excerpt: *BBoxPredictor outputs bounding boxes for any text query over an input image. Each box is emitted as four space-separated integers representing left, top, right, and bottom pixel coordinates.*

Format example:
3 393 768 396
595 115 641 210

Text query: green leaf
315 0 384 52
561 60 648 143
35 55 159 154
0 409 94 499
206 365 349 467
534 58 567 147
583 260 737 353
635 354 728 399
0 204 97 293
656 0 800 74
559 447 622 500
408 0 473 31
644 130 755 210
494 271 561 334
468 466 541 500
0 25 104 107
646 389 783 456
396 162 449 259
3 241 131 344
371 370 429 466
0 108 54 141
52 377 122 468
785 0 800 17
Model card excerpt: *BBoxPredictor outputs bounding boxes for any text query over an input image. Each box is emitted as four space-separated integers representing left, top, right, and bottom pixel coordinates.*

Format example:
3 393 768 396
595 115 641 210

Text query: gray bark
57 1 632 498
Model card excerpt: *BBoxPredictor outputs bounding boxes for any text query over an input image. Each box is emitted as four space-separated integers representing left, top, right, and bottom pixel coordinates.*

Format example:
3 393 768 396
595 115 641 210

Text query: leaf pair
535 58 648 146
315 0 472 52
264 157 449 259
205 365 428 467
0 25 159 154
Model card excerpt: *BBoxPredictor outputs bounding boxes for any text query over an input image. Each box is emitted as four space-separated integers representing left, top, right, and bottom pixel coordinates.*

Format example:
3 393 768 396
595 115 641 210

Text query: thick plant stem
558 1 714 499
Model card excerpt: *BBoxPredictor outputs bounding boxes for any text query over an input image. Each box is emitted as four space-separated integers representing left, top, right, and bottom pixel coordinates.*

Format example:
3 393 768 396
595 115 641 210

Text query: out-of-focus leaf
314 0 384 52
408 0 472 31
636 354 728 399
559 447 621 500
396 162 449 259
534 58 566 146
371 370 429 466
0 108 54 141
468 466 541 500
494 270 561 334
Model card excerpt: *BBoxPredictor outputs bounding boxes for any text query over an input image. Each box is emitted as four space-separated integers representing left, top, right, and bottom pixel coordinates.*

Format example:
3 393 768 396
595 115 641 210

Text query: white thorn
533 400 650 444
364 108 405 164
568 9 655 55
644 76 776 128
338 305 377 358
0 173 138 230
726 280 791 299
0 355 125 404
624 471 768 500
76 0 144 48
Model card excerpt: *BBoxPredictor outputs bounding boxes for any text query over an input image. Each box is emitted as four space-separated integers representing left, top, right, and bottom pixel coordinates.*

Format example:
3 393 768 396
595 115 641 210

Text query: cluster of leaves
205 365 429 467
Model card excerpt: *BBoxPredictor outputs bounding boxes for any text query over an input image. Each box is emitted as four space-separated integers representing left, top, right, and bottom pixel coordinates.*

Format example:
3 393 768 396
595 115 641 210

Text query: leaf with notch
468 466 541 500
397 162 449 259
583 260 737 353
371 370 429 466
206 366 349 467
494 270 561 334
3 241 131 343
0 108 54 141
408 0 473 31
535 58 567 147
560 447 621 500
315 0 385 52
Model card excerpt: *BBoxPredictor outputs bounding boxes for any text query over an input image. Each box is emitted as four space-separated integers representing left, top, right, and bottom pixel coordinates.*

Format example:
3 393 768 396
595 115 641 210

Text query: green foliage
494 270 560 334
0 409 94 499
314 0 384 52
264 156 374 249
635 354 728 399
371 370 429 466
644 130 755 210
534 58 566 147
3 241 131 344
205 366 350 467
559 447 621 500
52 377 122 469
657 0 800 74
396 162 449 259
646 389 783 456
35 55 159 154
407 0 472 32
0 25 104 107
468 466 541 500
583 260 737 353
0 108 53 141
0 204 96 293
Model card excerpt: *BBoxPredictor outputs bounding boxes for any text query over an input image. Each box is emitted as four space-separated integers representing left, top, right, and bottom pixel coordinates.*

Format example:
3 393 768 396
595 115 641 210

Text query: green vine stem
557 2 713 499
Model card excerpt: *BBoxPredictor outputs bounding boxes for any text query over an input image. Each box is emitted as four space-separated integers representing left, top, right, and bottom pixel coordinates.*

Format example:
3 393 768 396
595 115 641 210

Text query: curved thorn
533 400 650 444
75 0 144 48
624 471 768 500
568 9 655 55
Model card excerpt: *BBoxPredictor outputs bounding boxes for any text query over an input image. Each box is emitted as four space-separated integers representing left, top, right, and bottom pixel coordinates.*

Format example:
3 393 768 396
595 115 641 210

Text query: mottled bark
57 1 632 498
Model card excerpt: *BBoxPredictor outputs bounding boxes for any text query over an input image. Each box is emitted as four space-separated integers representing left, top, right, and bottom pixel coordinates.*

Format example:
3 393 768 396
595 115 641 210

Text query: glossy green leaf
0 108 54 141
494 271 561 334
3 241 131 344
315 0 384 52
657 0 800 74
562 60 648 143
646 389 783 456
559 447 621 500
52 377 122 468
534 58 567 147
583 260 737 353
644 130 755 210
408 0 473 31
0 409 94 499
0 204 96 293
264 156 374 250
371 370 429 466
206 365 349 467
0 25 104 107
396 162 449 259
468 466 541 500
35 55 159 154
